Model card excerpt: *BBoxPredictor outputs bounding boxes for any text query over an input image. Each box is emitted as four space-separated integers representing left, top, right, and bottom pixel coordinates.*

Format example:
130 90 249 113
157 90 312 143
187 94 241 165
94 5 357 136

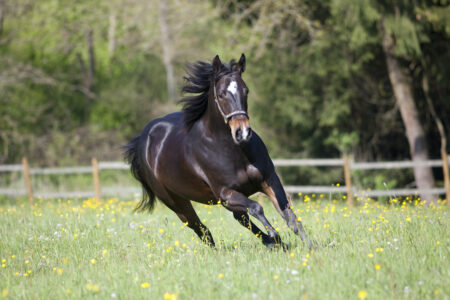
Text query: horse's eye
219 91 227 98
243 88 249 95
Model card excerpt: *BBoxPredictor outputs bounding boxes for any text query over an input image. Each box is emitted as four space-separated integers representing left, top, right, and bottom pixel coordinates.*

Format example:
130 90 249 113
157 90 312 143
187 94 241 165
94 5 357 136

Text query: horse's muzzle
228 115 252 144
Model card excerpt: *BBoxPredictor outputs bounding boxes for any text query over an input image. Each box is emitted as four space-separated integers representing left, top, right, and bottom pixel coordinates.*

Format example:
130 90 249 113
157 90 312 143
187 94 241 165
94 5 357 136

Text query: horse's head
212 54 252 145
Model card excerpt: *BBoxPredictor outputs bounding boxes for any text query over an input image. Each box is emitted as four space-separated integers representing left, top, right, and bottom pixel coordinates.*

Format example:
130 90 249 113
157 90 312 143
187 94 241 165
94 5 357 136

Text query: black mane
179 59 236 128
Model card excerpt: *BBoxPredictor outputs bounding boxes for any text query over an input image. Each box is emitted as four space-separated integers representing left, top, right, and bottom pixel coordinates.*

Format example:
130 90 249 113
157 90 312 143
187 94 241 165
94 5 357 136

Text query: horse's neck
201 96 231 136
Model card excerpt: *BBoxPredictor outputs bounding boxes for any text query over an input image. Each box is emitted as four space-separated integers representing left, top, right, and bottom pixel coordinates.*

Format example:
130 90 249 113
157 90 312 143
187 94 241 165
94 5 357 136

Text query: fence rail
352 160 445 170
0 156 449 206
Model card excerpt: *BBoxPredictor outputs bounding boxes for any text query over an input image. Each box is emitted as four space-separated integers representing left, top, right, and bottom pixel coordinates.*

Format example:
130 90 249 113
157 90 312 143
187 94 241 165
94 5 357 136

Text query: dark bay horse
125 54 312 250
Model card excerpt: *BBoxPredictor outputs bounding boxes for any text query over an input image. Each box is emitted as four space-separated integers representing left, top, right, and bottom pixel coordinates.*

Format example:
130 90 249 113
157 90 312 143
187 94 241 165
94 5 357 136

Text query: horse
124 54 312 250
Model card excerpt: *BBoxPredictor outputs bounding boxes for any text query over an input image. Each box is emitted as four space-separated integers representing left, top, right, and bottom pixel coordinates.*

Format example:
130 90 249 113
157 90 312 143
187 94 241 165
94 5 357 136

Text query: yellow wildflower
86 283 100 293
164 292 178 300
358 290 367 299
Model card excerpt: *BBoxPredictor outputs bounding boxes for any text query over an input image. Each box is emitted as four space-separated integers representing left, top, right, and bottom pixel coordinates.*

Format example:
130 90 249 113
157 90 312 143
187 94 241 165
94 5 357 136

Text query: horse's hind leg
163 196 215 247
233 212 281 247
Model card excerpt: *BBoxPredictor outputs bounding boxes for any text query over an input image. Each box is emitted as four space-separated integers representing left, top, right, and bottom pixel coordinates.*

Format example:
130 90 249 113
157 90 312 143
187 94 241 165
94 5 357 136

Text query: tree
380 18 435 202
158 0 176 101
220 0 449 197
0 0 4 37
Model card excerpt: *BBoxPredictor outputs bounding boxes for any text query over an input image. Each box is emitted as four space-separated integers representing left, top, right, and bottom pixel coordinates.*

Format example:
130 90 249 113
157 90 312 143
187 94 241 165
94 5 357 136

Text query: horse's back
144 112 184 133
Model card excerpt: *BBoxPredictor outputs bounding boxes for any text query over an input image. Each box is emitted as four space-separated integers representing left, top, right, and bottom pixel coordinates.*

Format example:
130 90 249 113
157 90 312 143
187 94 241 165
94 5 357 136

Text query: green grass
0 196 448 299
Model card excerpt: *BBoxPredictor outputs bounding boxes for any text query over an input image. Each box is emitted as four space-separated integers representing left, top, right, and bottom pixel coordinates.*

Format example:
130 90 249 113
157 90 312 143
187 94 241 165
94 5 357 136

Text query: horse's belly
151 138 216 202
166 174 216 203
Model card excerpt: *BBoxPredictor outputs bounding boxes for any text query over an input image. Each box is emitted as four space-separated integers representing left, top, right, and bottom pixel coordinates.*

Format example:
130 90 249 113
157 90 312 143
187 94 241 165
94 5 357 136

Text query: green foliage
1 0 449 190
417 5 450 35
384 15 425 57
91 53 167 137
220 0 450 188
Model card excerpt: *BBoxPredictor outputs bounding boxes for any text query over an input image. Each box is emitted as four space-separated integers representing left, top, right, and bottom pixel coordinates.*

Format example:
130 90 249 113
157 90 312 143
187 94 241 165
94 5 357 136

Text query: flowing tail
123 135 156 212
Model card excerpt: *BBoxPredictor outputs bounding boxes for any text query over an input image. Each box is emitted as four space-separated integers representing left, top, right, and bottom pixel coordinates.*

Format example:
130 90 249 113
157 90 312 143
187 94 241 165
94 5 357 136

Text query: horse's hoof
281 242 291 251
264 242 276 249
307 239 319 251
263 240 289 251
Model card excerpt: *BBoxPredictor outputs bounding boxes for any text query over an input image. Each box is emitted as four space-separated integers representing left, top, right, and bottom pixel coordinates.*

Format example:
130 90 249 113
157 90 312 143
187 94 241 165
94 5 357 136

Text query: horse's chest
246 164 263 182
234 164 263 187
236 169 249 184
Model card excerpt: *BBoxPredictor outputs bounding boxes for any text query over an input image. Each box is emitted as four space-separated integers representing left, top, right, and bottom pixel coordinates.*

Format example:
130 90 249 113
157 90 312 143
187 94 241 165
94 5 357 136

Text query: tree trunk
76 29 95 96
158 0 176 102
422 62 450 205
86 28 95 91
108 13 116 54
380 23 437 203
76 53 89 92
0 0 4 37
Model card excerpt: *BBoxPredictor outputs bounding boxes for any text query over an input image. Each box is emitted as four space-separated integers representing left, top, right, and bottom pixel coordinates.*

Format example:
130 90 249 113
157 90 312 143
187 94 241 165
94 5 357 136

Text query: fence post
441 150 450 207
92 158 101 201
343 154 354 207
22 157 33 204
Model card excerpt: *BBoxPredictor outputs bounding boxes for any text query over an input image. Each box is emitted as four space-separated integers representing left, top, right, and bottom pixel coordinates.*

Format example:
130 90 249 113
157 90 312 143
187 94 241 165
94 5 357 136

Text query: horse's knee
248 203 264 217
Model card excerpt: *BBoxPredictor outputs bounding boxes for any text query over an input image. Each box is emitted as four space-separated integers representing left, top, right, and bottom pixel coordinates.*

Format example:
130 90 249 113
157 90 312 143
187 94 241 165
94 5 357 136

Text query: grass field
0 195 448 299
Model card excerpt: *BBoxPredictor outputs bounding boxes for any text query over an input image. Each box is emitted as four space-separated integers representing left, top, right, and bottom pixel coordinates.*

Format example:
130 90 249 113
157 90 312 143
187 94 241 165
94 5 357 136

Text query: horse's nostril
235 128 242 140
247 128 252 140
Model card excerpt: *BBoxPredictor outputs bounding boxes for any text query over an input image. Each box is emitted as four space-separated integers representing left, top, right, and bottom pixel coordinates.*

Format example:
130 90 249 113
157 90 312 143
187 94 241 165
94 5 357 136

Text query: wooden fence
0 155 449 206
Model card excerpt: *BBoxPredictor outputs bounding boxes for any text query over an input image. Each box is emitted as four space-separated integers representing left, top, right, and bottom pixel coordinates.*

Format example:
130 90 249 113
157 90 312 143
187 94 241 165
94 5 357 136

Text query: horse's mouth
228 116 252 144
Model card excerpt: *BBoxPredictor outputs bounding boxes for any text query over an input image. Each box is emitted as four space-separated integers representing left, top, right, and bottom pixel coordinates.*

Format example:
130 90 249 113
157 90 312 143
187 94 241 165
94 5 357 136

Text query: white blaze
227 81 238 95
242 126 249 140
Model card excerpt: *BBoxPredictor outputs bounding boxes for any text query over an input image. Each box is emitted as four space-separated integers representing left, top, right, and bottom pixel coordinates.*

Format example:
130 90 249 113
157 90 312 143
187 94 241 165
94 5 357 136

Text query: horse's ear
212 55 222 75
233 53 246 74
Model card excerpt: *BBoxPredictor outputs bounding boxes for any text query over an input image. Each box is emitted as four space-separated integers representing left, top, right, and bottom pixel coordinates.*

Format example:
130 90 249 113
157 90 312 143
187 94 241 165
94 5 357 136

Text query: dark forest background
1 0 449 191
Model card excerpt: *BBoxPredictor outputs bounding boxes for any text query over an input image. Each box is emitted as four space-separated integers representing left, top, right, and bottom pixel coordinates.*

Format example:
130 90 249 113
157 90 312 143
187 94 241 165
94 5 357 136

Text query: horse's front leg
262 175 313 250
220 189 282 245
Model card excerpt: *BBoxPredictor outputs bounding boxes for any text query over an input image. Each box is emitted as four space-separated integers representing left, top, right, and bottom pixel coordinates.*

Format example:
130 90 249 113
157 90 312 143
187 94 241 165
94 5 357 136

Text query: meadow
0 195 448 299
